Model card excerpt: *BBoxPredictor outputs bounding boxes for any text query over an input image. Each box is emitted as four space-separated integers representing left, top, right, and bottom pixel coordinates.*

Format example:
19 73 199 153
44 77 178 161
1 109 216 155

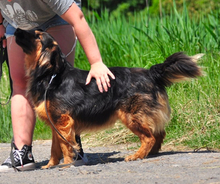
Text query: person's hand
0 25 6 48
86 62 115 93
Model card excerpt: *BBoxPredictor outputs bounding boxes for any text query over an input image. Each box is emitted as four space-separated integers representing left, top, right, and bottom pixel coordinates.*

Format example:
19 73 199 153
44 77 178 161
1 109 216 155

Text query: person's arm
0 12 6 48
61 3 115 93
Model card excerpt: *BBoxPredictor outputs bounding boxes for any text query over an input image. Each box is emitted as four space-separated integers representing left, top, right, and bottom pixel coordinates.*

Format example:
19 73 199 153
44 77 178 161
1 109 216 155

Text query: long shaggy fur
14 28 202 168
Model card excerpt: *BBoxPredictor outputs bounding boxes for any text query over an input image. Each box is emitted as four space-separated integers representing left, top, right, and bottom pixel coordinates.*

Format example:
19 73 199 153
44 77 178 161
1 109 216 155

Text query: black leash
0 36 13 105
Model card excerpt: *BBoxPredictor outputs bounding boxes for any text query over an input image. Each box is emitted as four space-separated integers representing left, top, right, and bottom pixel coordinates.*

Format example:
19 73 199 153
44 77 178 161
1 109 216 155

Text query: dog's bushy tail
149 52 203 87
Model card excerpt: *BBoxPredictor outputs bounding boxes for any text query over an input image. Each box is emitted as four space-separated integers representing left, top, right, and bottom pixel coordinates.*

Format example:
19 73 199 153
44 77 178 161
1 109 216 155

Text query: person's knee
12 78 27 95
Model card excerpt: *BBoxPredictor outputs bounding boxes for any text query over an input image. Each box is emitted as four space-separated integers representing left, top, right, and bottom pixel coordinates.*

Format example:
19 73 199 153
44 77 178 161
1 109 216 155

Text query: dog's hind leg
149 131 166 155
118 110 156 161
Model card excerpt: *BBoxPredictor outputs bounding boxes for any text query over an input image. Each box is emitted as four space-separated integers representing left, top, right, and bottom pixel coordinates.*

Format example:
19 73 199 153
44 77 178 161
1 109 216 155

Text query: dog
14 28 202 169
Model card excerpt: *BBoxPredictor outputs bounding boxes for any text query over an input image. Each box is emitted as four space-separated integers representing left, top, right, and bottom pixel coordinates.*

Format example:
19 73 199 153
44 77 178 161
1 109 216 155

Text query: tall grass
76 5 220 149
0 5 220 150
0 63 13 142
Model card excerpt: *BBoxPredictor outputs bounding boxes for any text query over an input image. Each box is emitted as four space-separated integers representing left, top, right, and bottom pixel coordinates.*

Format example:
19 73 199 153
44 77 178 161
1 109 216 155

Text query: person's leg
0 36 36 172
46 25 76 64
7 36 36 150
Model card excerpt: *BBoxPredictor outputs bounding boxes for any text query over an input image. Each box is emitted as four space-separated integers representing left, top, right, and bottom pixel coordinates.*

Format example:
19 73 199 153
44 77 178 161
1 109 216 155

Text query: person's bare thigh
46 25 76 66
7 37 26 90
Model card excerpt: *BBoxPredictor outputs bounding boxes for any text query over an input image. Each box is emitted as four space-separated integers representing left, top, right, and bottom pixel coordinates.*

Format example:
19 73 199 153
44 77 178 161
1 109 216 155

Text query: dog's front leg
41 129 62 169
55 114 79 167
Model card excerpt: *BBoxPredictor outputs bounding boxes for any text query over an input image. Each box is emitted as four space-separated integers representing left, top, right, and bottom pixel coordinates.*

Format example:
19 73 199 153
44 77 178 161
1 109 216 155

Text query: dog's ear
50 44 65 73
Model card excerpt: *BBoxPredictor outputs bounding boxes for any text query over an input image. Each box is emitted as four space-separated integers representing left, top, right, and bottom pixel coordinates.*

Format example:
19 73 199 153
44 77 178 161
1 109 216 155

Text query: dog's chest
34 101 49 122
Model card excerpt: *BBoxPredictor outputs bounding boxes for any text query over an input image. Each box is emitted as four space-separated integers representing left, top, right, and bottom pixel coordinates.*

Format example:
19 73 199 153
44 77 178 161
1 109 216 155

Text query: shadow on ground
35 148 218 170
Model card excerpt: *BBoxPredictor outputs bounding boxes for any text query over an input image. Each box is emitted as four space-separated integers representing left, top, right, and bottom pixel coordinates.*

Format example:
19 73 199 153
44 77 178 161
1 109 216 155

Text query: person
0 0 115 172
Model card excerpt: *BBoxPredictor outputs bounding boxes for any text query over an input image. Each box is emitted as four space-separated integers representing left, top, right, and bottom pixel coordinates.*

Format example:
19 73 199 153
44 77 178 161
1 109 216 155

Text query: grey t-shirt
0 0 81 30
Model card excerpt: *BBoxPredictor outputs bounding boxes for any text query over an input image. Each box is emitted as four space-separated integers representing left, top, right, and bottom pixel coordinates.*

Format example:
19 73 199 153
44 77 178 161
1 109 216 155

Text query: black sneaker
74 135 88 166
60 135 88 166
73 153 88 166
0 144 35 172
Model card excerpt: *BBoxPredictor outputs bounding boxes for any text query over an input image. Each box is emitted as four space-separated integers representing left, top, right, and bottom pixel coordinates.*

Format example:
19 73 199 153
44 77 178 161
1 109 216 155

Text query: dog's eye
35 34 40 39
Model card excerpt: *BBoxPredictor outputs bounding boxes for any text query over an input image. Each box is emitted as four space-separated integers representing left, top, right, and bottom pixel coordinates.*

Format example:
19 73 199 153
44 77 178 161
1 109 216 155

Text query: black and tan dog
14 28 202 169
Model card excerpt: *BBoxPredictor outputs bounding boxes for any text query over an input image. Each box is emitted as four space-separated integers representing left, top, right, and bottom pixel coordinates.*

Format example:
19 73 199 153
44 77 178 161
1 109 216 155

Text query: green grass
0 5 220 150
0 63 13 143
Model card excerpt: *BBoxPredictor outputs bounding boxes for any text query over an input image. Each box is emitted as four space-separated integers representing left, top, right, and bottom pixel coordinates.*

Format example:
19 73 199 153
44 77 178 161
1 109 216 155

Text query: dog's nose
14 28 36 41
14 28 25 37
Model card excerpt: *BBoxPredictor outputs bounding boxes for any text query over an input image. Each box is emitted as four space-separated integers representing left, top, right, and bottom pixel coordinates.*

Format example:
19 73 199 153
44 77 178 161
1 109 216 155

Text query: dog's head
14 28 65 76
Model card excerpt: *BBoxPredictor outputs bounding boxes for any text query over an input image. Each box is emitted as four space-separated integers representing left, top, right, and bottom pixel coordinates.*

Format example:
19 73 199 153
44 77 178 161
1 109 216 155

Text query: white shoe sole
74 154 89 166
0 163 36 172
60 153 89 167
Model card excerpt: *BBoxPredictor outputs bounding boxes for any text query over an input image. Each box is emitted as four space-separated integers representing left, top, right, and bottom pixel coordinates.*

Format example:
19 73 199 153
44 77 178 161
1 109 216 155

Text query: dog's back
48 52 202 136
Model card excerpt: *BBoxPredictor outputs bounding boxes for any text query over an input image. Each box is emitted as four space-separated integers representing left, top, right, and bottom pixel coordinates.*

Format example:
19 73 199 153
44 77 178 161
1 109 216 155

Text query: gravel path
0 140 220 184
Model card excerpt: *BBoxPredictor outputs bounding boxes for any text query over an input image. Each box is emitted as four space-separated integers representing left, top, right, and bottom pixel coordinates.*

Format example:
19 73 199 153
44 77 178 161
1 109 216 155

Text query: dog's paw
125 154 145 162
41 164 51 169
125 155 138 162
41 158 60 169
41 162 57 169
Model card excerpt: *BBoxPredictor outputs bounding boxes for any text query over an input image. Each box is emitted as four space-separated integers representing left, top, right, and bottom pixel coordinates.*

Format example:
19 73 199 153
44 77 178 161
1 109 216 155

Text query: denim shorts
5 15 69 38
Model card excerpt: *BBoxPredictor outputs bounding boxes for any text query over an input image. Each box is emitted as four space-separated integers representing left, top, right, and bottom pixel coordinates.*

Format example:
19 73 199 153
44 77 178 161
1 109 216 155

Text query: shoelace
14 150 24 167
5 149 25 167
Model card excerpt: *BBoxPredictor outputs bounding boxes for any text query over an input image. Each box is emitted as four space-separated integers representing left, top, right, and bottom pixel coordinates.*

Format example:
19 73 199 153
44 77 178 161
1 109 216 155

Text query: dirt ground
0 140 220 184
